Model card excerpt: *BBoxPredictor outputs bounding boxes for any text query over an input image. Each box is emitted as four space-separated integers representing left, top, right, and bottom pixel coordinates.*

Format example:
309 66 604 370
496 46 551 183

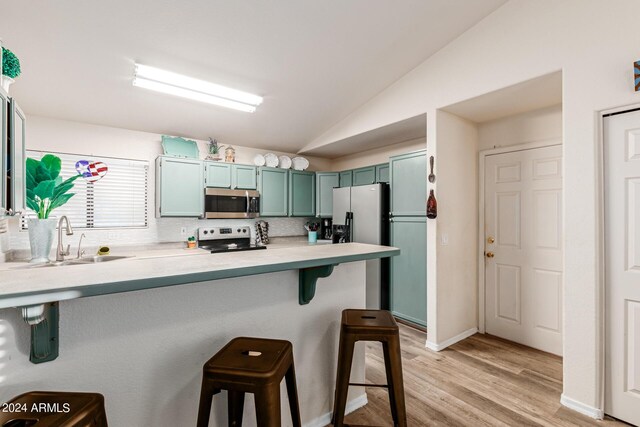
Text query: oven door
205 188 260 219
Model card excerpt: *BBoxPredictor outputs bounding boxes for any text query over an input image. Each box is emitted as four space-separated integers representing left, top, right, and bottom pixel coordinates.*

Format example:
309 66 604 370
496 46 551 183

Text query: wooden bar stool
197 337 302 427
332 309 407 427
0 391 108 427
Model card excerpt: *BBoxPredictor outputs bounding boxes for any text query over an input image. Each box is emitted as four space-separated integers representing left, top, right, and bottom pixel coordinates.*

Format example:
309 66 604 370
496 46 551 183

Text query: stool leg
228 390 245 427
285 362 302 427
254 384 281 427
196 376 217 427
383 336 407 427
332 333 356 427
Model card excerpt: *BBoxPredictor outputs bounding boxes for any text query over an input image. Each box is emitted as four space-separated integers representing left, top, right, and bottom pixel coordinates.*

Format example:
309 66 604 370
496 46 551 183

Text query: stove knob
237 228 241 233
203 230 208 235
210 229 215 234
243 229 247 233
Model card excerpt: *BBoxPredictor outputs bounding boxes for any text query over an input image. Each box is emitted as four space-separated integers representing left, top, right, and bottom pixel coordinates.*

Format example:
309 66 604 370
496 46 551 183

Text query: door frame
477 138 563 333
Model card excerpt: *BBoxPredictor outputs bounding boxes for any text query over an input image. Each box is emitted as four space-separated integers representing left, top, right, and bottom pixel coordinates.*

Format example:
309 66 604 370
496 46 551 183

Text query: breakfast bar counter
0 243 398 427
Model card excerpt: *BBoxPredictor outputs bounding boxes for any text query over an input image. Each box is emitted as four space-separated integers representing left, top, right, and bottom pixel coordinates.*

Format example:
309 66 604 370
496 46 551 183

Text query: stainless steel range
197 226 266 253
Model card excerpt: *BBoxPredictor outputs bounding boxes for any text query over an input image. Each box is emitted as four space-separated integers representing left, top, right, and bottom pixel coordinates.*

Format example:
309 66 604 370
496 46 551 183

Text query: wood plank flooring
338 324 627 426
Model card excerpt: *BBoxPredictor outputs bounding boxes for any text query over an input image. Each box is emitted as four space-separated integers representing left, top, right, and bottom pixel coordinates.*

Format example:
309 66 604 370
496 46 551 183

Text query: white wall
302 0 638 412
7 116 332 251
478 104 562 150
427 110 479 345
0 263 368 427
330 137 426 171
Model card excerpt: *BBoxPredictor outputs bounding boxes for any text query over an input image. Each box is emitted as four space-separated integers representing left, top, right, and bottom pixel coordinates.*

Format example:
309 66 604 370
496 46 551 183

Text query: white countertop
0 242 398 309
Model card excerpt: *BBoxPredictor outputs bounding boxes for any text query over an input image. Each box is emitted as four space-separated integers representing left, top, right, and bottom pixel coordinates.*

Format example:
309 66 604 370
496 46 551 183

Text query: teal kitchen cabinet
390 216 427 327
205 161 231 188
0 87 8 209
315 172 339 218
258 167 288 216
375 163 389 183
289 170 315 217
352 166 376 186
232 164 257 189
156 156 204 217
389 150 427 216
339 170 353 187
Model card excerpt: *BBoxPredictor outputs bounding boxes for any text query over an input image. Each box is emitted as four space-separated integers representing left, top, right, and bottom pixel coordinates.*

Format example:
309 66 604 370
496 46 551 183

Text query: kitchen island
0 242 398 427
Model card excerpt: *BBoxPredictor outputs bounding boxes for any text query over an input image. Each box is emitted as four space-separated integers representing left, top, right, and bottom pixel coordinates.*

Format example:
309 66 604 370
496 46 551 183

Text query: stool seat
204 337 292 385
0 391 107 427
333 309 407 427
197 337 301 427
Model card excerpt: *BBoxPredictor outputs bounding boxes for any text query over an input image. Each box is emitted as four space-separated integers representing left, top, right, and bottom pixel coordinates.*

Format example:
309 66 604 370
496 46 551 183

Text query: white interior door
484 145 563 355
604 110 640 426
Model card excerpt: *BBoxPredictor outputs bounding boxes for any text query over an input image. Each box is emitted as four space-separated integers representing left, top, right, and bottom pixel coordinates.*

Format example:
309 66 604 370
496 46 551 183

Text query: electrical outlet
441 233 449 245
180 227 187 236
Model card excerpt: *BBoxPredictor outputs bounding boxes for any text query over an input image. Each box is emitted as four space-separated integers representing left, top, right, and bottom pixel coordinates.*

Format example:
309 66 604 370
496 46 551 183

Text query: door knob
486 252 495 258
487 236 495 244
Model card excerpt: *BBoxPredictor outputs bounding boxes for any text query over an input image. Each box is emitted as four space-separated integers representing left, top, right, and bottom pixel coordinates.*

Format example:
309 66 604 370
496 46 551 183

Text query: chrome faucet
76 233 86 259
56 216 74 262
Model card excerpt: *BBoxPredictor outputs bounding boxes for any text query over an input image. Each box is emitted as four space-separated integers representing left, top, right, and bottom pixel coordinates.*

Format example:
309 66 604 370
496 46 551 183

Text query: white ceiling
1 0 506 156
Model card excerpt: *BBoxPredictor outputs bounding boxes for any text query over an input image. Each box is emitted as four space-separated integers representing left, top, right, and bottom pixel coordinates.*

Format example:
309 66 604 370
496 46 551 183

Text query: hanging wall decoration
427 189 438 219
75 160 109 182
635 60 640 92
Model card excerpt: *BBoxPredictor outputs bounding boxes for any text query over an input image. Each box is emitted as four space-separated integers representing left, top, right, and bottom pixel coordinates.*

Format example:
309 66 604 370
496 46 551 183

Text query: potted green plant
26 154 80 263
1 46 21 93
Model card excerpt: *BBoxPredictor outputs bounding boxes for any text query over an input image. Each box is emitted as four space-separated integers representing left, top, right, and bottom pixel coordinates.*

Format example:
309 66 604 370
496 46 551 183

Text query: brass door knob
487 236 495 244
486 252 495 258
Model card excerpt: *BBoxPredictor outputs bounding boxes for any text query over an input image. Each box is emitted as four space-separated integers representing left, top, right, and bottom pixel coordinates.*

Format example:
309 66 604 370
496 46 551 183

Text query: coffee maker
320 218 333 240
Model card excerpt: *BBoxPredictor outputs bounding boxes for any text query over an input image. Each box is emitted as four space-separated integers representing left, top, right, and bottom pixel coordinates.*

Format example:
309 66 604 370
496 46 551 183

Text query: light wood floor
339 324 627 426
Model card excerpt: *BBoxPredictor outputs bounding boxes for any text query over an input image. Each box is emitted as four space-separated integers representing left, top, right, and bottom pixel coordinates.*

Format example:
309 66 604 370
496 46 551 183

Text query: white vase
1 76 14 93
28 218 57 264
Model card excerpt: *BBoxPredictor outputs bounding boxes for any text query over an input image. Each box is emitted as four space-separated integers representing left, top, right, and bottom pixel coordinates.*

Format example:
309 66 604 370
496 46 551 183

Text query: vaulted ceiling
1 0 506 155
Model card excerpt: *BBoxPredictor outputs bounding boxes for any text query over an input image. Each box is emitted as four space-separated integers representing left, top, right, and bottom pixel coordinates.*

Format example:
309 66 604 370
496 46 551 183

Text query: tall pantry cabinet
389 150 427 327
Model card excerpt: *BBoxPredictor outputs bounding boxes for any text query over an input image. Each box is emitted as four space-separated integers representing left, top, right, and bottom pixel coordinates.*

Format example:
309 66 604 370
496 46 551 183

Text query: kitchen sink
11 255 133 269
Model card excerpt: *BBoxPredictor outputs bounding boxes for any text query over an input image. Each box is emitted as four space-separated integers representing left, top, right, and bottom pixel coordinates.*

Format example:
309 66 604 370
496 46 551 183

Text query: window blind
22 151 149 229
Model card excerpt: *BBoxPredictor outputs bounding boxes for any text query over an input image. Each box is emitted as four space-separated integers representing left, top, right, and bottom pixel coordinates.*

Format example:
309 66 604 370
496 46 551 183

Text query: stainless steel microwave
204 188 260 219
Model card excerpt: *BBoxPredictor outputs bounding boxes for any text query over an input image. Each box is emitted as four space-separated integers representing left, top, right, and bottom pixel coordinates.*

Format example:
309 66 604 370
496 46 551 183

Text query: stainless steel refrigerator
333 183 390 309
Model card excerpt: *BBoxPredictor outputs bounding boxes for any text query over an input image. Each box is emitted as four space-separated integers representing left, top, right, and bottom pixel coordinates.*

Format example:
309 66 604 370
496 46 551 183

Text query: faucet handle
64 244 71 256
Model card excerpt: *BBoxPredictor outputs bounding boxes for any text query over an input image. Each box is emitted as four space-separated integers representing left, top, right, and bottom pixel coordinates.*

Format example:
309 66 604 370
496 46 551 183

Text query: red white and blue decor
75 160 108 182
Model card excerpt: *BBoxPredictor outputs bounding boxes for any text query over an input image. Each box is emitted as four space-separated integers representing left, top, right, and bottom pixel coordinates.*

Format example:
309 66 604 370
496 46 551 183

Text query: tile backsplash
6 215 312 251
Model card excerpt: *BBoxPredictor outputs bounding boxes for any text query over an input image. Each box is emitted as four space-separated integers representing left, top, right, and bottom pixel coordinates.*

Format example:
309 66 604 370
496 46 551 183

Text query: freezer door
350 184 382 244
332 187 351 225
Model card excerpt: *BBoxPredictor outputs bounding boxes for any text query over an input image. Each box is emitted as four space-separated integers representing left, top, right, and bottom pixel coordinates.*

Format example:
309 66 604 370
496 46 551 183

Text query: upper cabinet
8 98 26 211
375 163 390 183
258 167 288 217
156 156 204 217
315 172 339 218
205 162 256 190
289 170 315 217
389 150 427 216
0 88 8 209
352 166 376 186
232 164 257 189
339 170 353 187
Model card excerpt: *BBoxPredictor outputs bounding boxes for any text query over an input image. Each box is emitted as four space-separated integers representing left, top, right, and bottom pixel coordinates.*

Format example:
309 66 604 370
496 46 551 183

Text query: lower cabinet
258 167 288 216
289 170 315 217
390 216 427 327
156 156 204 217
315 172 339 217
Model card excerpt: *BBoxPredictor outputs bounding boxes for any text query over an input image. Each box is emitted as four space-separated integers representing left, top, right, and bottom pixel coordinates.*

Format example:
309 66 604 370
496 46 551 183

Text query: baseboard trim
425 327 478 352
560 394 604 420
303 394 368 427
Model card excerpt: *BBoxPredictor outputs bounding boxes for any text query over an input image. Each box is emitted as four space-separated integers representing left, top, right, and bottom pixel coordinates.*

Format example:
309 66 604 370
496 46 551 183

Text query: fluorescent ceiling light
133 63 262 112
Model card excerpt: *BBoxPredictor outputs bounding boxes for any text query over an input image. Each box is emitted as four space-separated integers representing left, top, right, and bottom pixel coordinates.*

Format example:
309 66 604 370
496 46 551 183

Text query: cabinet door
390 216 427 326
0 88 8 209
339 170 353 187
390 150 427 216
232 164 257 189
205 161 231 188
316 172 339 218
9 99 26 211
259 167 288 216
352 166 376 186
375 163 389 183
158 157 204 216
289 170 316 217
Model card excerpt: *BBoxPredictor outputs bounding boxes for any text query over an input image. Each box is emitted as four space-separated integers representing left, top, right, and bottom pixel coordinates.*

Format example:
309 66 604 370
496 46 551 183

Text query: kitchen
2 1 640 426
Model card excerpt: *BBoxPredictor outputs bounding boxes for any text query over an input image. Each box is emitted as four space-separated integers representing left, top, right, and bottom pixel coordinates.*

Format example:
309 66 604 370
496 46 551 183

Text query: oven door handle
245 190 250 217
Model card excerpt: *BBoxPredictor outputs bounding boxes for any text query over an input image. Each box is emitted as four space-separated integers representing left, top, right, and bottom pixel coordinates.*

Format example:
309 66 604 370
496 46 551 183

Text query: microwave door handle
246 191 250 217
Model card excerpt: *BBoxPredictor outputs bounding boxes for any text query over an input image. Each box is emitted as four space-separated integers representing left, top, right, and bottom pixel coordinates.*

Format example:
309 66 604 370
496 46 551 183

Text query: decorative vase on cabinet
27 218 57 263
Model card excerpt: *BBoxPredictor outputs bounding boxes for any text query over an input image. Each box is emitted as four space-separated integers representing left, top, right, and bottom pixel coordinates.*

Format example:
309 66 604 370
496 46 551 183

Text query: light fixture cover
133 63 262 112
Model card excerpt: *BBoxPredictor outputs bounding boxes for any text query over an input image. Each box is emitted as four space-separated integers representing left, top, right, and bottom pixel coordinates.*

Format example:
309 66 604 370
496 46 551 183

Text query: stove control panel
198 226 250 241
